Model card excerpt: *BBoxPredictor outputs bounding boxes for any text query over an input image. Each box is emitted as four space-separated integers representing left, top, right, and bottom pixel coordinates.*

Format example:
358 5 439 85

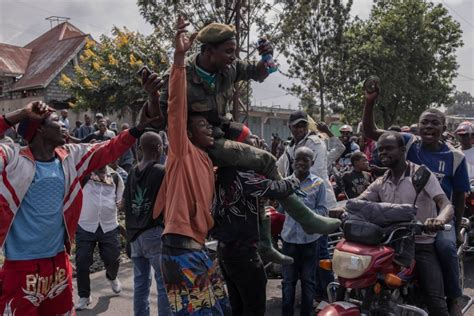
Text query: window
0 81 3 97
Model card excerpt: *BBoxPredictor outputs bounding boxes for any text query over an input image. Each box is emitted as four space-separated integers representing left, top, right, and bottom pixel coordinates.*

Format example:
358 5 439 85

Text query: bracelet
3 115 13 126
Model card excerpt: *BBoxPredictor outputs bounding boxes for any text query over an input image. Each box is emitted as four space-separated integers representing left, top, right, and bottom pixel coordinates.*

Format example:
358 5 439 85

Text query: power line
441 0 474 29
458 73 474 81
255 93 290 102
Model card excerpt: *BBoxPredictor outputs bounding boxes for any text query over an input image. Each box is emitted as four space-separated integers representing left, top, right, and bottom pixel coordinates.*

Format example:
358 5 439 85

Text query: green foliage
60 28 168 122
137 0 284 55
342 0 463 127
278 0 353 121
446 91 474 116
136 0 290 121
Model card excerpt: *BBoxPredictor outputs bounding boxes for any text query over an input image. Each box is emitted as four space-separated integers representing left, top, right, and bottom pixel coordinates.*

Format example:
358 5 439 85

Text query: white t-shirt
462 147 474 182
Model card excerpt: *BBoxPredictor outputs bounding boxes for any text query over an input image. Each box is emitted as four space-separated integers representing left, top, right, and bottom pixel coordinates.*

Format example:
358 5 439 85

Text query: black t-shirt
123 161 165 242
81 133 111 143
211 167 294 245
342 170 373 199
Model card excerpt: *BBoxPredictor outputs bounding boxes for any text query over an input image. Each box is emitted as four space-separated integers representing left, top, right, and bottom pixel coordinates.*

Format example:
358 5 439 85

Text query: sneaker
110 278 121 294
75 296 92 311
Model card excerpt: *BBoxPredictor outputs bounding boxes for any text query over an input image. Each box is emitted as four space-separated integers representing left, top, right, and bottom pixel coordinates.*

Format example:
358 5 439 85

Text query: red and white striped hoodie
0 117 137 254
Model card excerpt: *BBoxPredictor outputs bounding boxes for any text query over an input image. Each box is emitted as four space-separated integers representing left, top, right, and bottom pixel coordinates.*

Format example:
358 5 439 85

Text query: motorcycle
317 218 453 315
318 166 473 315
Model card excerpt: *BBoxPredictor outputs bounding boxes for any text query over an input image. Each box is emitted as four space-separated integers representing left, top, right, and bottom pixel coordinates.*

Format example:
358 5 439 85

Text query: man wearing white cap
455 121 474 181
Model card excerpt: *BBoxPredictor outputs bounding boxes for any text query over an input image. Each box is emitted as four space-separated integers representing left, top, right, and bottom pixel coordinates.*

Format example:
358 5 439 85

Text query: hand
141 69 163 103
175 16 197 55
136 104 164 131
257 38 274 56
457 230 464 247
22 101 54 120
116 200 124 211
364 89 379 104
287 175 300 191
424 217 445 233
316 122 333 136
329 207 346 219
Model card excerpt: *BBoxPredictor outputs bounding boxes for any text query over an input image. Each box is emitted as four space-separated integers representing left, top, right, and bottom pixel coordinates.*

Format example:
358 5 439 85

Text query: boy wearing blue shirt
280 146 330 316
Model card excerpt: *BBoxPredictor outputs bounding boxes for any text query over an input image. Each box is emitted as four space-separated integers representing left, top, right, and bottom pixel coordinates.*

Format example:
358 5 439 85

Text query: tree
59 27 168 124
136 0 288 121
342 0 463 127
278 0 353 121
446 91 474 116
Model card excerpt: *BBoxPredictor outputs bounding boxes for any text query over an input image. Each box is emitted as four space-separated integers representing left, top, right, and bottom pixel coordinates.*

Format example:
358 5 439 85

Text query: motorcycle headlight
332 249 372 279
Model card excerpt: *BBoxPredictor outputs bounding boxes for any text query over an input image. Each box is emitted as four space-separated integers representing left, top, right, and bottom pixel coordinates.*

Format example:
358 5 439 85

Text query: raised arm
2 101 53 133
235 39 274 83
317 122 345 166
362 89 385 141
140 66 165 130
166 17 197 157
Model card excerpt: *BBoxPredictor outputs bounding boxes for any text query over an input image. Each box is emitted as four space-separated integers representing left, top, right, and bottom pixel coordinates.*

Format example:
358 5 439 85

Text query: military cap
197 23 236 44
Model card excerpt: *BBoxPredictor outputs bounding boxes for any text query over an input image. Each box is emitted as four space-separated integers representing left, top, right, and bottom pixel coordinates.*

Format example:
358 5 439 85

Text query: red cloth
0 251 75 315
364 138 376 162
266 206 285 236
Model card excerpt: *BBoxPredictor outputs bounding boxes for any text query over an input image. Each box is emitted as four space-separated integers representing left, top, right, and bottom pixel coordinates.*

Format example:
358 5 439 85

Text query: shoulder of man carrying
197 23 236 43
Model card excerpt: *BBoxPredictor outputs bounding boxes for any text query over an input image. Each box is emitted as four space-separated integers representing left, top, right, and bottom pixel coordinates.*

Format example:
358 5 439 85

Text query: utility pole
224 0 252 123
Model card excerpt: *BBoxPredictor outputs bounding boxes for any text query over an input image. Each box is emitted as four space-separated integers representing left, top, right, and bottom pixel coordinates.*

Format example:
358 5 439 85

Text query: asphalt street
75 256 474 315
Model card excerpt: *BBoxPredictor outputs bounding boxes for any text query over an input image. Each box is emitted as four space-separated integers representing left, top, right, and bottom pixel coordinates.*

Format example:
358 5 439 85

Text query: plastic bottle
257 38 278 74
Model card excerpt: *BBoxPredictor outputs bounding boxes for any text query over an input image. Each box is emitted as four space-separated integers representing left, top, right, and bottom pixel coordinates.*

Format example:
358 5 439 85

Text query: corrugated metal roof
0 44 32 76
6 22 88 91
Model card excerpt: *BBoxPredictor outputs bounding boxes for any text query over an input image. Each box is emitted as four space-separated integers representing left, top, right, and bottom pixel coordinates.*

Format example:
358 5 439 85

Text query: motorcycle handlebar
383 222 452 244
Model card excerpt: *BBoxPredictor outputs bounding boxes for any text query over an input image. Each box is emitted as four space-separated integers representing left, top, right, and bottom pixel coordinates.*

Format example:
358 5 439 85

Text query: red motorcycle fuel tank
318 302 360 316
333 240 395 288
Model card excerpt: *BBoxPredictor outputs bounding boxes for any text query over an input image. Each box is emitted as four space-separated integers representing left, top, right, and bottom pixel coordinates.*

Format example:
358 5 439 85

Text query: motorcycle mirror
411 165 431 205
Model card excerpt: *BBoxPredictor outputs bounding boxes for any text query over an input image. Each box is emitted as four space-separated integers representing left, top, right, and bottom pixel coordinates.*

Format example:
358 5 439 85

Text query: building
0 21 299 136
0 22 90 114
245 105 292 143
446 115 474 131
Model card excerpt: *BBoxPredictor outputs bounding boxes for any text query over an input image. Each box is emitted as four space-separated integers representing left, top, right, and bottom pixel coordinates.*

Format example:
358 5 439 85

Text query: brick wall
45 61 76 104
0 76 16 100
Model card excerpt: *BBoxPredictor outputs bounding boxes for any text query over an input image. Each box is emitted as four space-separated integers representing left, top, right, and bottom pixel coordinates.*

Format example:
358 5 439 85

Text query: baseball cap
339 124 353 133
455 121 473 135
288 110 308 126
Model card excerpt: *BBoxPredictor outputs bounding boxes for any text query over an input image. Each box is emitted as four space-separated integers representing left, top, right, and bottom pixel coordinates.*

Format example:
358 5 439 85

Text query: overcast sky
1 0 472 109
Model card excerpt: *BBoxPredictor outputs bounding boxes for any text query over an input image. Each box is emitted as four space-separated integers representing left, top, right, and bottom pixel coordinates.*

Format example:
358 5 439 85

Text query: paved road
74 261 295 316
76 257 474 315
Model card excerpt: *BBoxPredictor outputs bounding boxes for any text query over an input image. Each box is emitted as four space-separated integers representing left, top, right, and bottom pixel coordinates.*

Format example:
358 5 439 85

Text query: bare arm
167 18 197 157
362 90 385 141
3 101 53 128
424 194 454 232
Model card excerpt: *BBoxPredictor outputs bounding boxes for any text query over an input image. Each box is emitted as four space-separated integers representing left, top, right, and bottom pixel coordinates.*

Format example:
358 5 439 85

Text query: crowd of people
0 17 472 316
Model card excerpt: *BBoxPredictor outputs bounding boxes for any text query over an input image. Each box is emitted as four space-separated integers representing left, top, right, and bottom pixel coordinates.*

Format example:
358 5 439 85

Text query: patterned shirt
281 173 327 244
211 167 294 245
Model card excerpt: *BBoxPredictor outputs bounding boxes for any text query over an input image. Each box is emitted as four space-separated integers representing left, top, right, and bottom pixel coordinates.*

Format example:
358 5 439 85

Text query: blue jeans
131 226 171 316
315 236 334 300
281 240 318 316
435 221 462 299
